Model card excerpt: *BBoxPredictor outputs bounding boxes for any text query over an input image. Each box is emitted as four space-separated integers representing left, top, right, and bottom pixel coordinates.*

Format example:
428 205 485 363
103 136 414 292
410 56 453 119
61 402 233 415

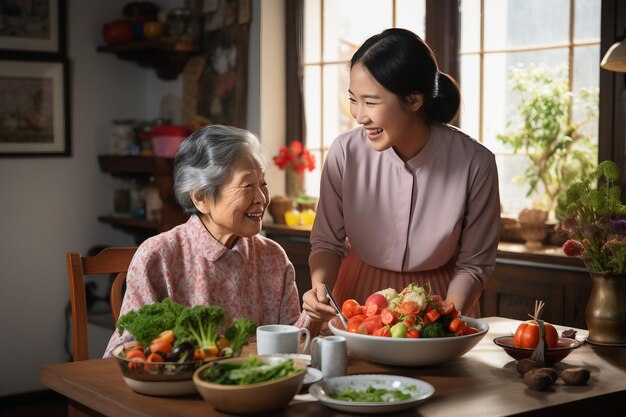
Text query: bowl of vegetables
112 298 256 396
193 355 308 414
328 283 489 366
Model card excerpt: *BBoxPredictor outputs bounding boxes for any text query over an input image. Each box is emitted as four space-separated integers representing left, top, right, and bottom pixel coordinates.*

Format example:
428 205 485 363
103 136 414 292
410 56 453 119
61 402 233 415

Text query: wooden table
40 317 626 417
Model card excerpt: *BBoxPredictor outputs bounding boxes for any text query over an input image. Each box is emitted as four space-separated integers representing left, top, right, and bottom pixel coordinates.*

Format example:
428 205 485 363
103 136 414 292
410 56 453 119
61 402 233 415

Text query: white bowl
328 315 488 366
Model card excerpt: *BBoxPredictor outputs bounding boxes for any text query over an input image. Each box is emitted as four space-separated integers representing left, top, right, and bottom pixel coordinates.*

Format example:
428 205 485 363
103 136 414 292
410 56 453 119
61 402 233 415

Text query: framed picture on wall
0 58 70 157
0 0 66 55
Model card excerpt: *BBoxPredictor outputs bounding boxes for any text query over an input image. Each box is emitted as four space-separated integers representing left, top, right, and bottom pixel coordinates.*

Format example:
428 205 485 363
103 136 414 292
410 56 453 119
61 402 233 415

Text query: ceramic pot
518 208 548 249
585 272 626 346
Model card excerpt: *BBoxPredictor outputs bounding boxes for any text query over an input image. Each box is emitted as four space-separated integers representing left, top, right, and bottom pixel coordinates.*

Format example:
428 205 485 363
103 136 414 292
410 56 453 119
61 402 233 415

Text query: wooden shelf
96 38 201 80
98 216 160 231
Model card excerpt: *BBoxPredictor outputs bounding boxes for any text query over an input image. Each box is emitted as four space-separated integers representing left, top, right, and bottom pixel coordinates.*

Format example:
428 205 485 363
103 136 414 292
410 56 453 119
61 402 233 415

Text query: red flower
272 140 315 173
562 239 584 257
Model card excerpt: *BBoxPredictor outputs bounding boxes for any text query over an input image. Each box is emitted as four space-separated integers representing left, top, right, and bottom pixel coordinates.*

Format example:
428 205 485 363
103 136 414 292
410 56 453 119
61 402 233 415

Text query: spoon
323 284 349 329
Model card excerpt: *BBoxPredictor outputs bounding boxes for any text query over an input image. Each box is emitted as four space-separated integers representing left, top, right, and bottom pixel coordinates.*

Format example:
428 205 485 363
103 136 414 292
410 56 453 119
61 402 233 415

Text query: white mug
311 335 348 378
256 324 311 355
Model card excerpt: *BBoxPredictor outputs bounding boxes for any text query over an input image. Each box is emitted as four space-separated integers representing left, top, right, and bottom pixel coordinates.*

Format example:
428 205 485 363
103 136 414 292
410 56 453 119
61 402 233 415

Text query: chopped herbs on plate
334 385 417 402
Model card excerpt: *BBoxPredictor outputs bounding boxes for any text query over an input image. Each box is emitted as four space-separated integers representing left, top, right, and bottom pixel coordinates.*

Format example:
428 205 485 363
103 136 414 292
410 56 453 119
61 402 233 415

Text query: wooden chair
66 247 137 361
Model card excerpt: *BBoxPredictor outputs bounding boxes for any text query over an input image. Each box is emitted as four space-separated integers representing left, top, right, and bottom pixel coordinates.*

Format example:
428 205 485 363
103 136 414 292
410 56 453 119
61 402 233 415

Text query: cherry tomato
401 301 420 316
372 326 391 337
341 299 364 319
406 328 420 338
380 308 399 326
347 314 367 333
360 314 383 334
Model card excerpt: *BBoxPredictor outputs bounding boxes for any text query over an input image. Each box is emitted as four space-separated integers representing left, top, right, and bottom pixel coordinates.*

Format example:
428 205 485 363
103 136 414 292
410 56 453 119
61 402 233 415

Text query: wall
0 0 280 396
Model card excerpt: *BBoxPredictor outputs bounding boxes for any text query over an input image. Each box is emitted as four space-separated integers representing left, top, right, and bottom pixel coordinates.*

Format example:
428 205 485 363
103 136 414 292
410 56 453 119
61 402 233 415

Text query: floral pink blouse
103 215 301 357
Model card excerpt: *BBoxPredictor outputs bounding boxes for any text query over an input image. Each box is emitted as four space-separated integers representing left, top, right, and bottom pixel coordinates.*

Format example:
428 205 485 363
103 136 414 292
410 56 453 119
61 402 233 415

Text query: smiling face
349 62 427 161
192 152 269 247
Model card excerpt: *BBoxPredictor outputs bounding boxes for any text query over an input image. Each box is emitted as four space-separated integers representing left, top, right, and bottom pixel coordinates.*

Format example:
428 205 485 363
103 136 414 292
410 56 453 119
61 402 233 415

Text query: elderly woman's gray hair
173 124 267 214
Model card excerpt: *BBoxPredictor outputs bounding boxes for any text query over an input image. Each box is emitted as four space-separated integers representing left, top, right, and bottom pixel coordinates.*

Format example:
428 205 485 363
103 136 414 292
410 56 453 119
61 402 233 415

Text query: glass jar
167 7 199 42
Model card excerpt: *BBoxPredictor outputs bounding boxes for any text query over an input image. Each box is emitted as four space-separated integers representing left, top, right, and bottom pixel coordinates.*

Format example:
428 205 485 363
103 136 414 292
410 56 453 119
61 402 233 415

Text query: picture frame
0 57 71 157
0 0 66 56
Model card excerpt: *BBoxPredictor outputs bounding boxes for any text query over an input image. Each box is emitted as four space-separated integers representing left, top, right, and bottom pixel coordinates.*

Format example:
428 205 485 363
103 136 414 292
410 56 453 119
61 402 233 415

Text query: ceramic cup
256 325 311 355
310 335 348 378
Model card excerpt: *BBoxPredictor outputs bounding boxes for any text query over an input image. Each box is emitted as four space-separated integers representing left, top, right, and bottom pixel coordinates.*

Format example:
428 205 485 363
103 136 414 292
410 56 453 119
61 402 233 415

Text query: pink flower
563 239 584 257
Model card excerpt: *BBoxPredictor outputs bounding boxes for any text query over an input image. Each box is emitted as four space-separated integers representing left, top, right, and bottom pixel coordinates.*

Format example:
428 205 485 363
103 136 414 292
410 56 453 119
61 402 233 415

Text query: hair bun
428 72 460 124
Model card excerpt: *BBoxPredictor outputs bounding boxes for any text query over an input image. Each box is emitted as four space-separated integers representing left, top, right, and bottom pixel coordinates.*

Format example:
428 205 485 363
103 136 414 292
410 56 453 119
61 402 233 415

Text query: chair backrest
66 247 137 361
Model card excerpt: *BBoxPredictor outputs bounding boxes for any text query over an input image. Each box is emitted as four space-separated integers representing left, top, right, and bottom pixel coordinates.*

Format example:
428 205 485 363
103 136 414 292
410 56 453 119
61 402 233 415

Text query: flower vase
286 168 304 198
585 272 626 346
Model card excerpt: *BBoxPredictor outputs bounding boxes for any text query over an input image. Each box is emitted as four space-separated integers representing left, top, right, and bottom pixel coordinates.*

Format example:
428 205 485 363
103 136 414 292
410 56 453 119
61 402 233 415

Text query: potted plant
558 160 626 346
496 64 598 223
268 140 316 224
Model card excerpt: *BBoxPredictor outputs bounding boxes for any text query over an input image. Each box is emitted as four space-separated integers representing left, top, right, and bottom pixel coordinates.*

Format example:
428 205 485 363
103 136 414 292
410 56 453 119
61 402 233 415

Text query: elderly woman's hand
302 283 338 322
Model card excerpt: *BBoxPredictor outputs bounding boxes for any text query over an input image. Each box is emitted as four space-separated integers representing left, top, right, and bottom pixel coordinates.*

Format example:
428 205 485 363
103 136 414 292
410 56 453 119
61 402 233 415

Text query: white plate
264 353 311 366
302 367 323 389
308 374 434 414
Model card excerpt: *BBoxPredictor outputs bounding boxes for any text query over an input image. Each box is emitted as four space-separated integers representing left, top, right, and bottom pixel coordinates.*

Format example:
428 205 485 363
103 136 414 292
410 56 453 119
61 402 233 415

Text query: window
302 0 426 197
459 0 601 217
302 1 601 218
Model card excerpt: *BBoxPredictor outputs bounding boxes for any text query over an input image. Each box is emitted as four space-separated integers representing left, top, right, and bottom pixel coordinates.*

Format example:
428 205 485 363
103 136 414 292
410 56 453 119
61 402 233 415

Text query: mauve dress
103 215 301 357
310 123 501 319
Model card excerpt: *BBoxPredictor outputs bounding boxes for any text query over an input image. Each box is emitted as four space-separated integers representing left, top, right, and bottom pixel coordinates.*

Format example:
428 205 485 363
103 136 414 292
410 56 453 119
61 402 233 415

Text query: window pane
458 54 480 140
573 45 600 141
460 0 480 52
396 0 426 39
575 0 601 42
484 0 569 50
323 0 392 62
323 63 354 150
496 154 541 216
304 65 322 150
304 0 321 63
483 49 569 151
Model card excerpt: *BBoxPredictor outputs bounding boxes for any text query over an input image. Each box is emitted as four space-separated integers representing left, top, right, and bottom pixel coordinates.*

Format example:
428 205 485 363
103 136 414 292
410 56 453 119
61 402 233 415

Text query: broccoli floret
223 317 256 356
116 298 186 346
420 322 448 338
174 305 226 354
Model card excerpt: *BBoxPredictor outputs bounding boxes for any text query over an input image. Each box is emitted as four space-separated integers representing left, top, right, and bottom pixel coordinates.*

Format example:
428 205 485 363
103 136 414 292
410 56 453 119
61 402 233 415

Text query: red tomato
380 308 399 326
514 320 558 349
402 314 416 327
347 314 367 333
401 301 421 316
360 314 383 335
406 328 420 338
364 293 388 316
341 299 364 319
372 326 391 337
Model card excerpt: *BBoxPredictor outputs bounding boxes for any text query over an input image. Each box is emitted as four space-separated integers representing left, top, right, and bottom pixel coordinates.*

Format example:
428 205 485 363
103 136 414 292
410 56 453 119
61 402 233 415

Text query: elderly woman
104 125 301 357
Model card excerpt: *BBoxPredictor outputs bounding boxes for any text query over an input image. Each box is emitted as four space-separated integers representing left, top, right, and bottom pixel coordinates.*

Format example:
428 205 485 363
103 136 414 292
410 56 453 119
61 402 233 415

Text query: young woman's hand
302 283 338 322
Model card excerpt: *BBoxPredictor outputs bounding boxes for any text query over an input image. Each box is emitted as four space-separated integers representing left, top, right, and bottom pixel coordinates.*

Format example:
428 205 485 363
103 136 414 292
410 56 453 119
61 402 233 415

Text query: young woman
300 28 501 330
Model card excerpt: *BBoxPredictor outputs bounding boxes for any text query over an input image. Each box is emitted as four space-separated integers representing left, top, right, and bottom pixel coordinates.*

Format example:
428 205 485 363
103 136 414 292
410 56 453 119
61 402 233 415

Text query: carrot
150 339 173 355
152 329 174 345
217 336 230 351
126 349 146 361
425 309 440 323
449 317 465 334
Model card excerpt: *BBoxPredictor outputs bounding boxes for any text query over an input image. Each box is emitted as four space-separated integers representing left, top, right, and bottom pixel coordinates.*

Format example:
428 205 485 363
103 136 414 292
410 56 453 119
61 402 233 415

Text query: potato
535 367 558 383
516 358 543 375
560 367 591 386
524 368 554 391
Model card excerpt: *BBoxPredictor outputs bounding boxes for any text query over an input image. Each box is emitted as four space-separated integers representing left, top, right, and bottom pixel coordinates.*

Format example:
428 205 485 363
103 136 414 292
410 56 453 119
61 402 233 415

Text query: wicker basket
268 196 293 224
